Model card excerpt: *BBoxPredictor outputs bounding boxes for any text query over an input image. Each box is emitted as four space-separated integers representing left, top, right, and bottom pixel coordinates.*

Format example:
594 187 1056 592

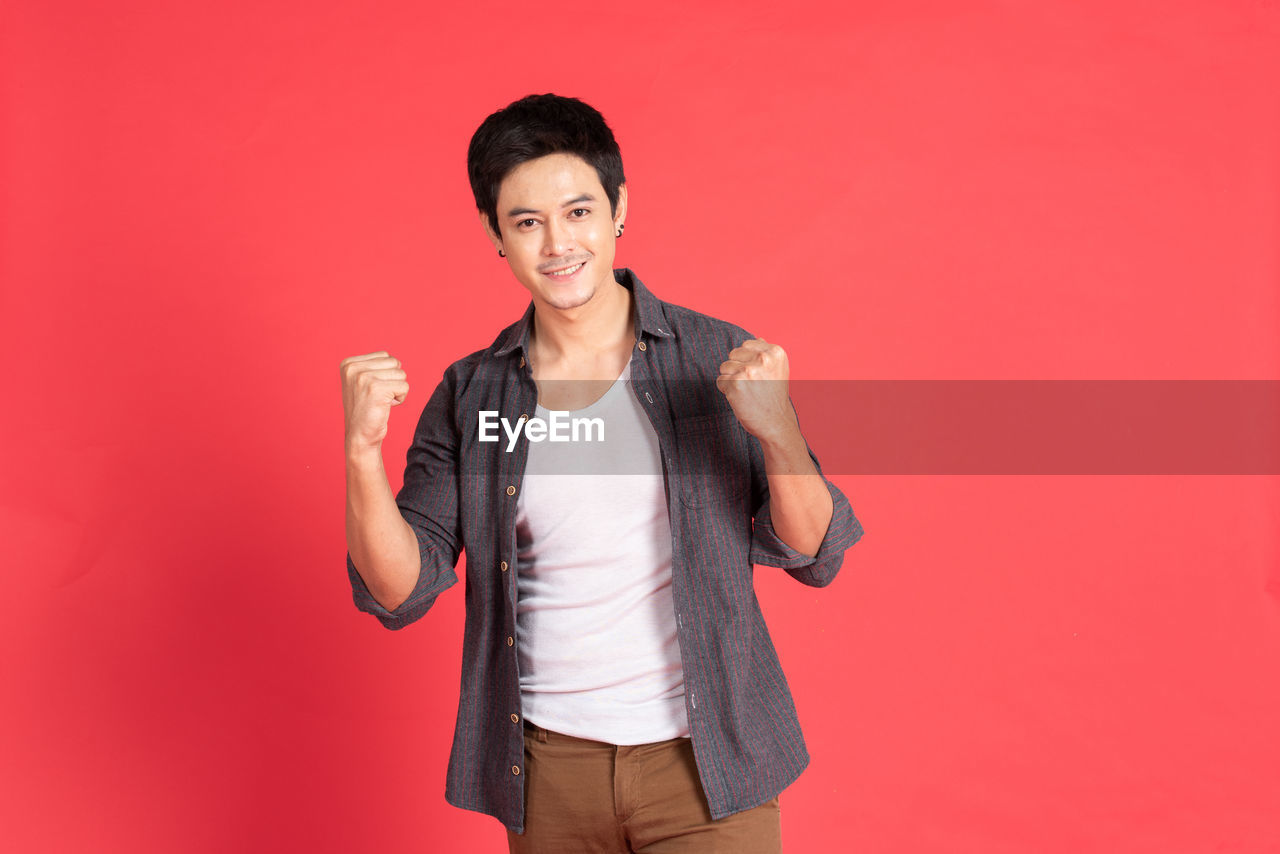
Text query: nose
542 217 573 256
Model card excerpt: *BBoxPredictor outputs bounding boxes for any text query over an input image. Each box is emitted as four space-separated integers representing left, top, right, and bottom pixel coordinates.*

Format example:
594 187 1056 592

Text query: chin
545 287 596 310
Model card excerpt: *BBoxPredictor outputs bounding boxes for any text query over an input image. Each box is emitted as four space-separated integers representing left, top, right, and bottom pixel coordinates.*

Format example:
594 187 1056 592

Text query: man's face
484 152 627 313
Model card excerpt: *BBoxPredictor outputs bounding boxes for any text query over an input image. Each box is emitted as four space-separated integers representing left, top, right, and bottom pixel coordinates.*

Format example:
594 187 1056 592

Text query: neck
530 277 635 366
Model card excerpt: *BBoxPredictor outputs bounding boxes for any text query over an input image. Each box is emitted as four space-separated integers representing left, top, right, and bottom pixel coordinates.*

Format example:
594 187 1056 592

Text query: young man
341 94 864 853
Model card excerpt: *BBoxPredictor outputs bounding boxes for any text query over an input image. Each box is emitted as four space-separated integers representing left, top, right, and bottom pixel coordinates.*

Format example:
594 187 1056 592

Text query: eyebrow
506 193 597 218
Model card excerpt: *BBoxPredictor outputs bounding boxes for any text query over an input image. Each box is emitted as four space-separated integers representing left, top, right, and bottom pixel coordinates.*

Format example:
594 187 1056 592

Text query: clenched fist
715 338 799 446
341 351 409 455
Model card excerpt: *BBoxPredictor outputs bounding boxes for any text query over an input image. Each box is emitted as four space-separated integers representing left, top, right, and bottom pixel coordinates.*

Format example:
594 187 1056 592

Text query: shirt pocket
673 410 752 508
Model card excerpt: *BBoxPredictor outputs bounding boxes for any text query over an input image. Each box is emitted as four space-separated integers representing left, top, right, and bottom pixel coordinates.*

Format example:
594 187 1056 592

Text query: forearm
345 448 421 611
759 427 834 558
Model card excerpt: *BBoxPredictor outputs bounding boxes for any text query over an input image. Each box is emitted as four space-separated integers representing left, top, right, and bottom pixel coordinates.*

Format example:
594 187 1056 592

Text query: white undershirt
514 358 690 744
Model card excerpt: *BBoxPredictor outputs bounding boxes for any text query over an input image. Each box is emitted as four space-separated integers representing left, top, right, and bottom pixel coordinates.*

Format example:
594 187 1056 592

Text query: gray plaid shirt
346 268 865 833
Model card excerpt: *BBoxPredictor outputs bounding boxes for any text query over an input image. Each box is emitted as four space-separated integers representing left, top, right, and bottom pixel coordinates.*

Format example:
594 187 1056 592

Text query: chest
531 350 634 411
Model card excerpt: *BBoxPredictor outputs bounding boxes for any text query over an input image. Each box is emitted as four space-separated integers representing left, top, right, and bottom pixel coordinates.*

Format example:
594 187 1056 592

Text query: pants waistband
522 718 690 748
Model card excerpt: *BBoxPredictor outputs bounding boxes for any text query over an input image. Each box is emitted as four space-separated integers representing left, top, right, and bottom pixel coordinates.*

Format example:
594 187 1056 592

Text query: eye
517 218 538 229
570 208 590 218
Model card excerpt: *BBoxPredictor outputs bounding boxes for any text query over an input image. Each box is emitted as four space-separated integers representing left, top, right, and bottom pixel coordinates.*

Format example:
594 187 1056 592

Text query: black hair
467 93 625 237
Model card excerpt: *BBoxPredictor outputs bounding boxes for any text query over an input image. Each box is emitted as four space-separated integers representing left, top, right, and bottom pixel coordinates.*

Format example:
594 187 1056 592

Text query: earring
498 248 506 258
616 223 625 238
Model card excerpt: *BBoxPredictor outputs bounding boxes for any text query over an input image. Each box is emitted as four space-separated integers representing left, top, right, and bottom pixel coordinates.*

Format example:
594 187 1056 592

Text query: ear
614 184 628 230
479 210 503 251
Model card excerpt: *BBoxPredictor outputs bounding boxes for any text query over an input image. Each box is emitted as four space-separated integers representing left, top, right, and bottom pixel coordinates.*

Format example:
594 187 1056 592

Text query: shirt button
507 636 514 646
510 713 519 723
500 560 509 572
637 340 647 351
506 485 516 496
519 413 528 422
519 356 526 368
644 392 654 403
512 765 521 776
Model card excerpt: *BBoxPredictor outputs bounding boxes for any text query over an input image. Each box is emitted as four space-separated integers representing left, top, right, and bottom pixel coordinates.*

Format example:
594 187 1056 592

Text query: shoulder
668 300 753 338
656 294 757 356
622 267 756 351
442 313 526 379
437 346 505 402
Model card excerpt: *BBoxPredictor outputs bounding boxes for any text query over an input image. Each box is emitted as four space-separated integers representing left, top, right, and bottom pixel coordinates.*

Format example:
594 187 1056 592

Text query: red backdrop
2 1 1278 851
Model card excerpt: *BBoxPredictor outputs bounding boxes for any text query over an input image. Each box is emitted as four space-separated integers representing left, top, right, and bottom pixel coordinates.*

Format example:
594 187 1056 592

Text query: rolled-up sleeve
347 367 463 630
747 402 864 587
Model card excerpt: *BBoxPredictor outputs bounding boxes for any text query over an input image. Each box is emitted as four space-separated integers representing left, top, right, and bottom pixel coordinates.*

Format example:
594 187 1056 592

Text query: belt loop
537 725 548 743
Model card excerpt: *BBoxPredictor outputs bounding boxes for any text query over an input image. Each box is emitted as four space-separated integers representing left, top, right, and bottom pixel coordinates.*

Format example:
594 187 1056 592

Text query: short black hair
467 93 625 237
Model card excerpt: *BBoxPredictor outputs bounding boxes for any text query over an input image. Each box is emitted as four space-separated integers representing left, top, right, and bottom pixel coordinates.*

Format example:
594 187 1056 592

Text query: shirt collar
491 267 676 359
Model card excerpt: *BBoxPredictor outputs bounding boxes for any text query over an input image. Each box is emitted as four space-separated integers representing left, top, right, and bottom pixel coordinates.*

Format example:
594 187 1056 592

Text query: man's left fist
715 338 799 446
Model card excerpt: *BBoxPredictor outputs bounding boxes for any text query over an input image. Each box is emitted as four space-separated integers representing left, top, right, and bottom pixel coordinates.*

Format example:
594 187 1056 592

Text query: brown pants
507 720 782 853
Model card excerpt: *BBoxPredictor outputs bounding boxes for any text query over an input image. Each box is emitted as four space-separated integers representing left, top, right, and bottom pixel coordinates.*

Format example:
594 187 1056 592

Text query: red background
3 1 1278 851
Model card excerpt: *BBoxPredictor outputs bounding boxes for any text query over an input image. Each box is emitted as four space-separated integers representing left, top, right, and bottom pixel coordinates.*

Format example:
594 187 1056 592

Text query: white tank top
514 358 690 744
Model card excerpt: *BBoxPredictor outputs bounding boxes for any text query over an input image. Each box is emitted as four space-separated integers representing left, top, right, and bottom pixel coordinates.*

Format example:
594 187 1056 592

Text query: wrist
345 441 385 471
757 420 803 456
759 426 817 476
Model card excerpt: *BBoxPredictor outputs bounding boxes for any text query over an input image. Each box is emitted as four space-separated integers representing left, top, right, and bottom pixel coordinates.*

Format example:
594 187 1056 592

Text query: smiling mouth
544 262 585 277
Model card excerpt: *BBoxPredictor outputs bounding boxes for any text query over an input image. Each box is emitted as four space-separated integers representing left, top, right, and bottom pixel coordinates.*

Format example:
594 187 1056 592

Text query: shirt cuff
750 477 864 587
346 525 459 630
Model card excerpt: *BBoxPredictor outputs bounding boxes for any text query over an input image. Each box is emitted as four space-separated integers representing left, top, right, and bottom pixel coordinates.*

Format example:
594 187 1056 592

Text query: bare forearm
760 428 834 558
346 449 420 611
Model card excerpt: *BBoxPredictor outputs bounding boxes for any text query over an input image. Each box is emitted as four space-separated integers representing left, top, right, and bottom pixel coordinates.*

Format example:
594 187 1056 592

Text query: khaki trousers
507 720 782 853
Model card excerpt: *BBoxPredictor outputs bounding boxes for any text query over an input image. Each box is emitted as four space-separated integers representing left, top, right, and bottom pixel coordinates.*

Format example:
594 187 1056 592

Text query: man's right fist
341 351 409 454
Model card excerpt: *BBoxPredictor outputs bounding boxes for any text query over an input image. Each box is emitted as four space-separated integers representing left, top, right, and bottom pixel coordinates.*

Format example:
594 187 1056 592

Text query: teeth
549 263 583 277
